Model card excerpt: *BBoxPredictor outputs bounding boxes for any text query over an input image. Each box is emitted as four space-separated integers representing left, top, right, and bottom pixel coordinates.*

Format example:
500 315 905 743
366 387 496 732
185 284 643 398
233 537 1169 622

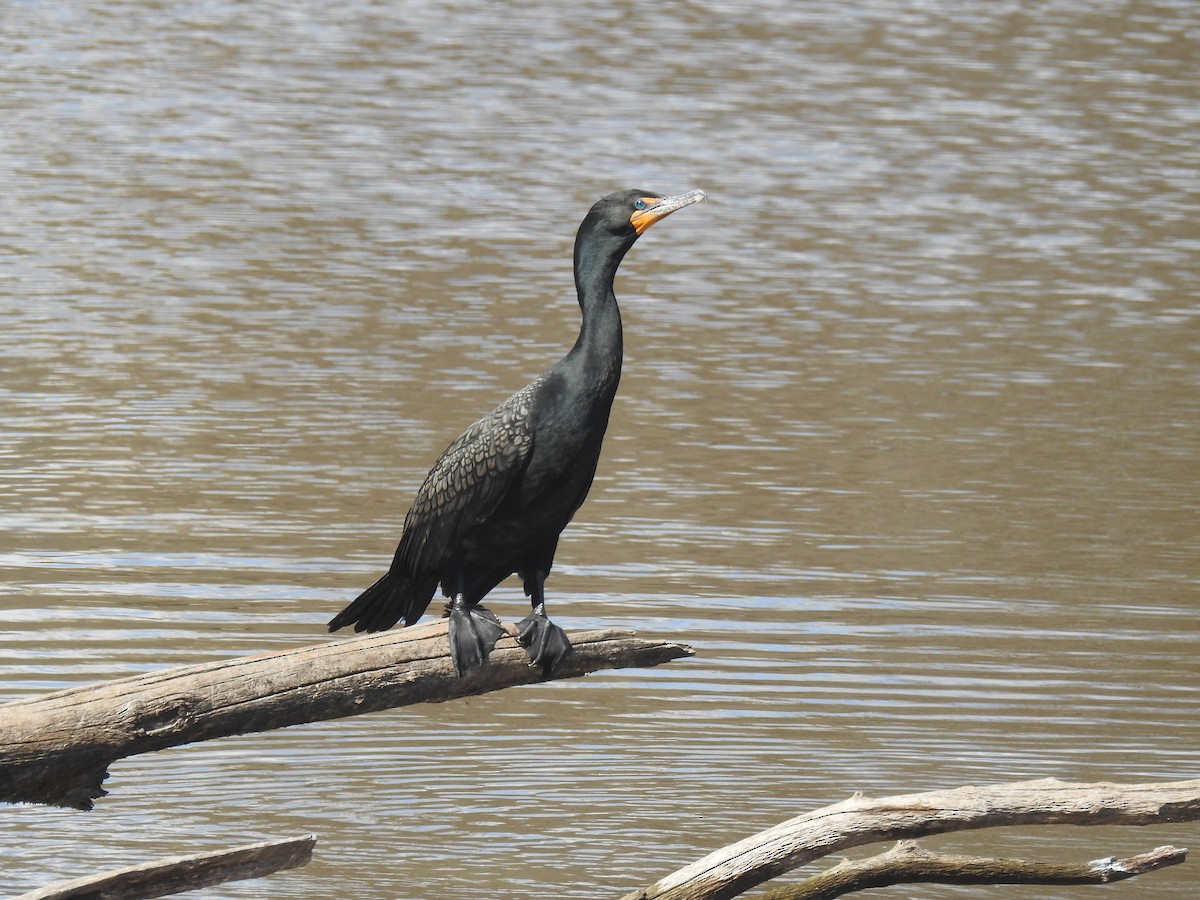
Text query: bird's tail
328 570 436 633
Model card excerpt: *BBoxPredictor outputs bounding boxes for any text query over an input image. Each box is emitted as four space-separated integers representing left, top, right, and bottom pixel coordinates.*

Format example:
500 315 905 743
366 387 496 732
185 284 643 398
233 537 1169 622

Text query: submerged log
11 835 315 900
0 621 692 810
619 777 1200 900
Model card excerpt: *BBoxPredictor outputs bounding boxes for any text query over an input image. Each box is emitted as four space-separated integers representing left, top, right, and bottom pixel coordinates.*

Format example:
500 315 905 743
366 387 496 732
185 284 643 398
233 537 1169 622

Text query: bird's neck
568 251 625 394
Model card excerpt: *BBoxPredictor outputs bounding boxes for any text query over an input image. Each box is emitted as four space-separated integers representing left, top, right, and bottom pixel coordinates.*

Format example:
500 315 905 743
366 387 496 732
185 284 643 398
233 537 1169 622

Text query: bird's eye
633 199 647 210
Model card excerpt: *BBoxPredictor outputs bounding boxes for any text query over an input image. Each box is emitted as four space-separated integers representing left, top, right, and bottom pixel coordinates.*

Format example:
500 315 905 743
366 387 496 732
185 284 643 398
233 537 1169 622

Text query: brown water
2 2 1198 897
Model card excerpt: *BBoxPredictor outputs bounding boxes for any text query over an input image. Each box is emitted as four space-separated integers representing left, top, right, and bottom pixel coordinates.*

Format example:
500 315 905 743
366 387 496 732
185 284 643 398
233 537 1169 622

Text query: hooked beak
630 189 708 235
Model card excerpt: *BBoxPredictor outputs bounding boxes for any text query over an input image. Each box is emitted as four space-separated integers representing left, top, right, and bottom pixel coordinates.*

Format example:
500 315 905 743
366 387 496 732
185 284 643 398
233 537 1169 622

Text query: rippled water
2 2 1198 898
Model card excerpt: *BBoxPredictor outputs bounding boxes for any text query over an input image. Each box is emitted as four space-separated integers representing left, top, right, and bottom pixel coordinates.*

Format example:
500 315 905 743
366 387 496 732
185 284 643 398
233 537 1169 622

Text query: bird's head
586 188 707 238
575 188 707 275
568 188 706 308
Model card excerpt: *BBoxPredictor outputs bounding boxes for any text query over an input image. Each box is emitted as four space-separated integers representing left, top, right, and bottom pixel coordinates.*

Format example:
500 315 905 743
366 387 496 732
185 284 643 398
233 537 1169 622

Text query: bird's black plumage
328 188 706 675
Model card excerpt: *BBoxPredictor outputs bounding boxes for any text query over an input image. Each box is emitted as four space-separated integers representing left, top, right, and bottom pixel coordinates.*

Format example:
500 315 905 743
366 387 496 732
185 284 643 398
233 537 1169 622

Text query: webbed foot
516 604 573 675
447 604 506 677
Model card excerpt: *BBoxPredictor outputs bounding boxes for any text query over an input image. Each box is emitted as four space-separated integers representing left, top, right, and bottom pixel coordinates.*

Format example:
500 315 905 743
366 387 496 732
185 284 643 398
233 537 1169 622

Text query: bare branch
618 778 1200 900
0 622 693 810
758 841 1188 900
11 834 315 900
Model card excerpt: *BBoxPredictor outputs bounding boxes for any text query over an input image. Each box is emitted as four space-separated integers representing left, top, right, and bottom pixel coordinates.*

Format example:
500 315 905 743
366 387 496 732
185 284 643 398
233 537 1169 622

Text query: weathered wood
758 841 1188 900
11 834 315 900
618 778 1200 900
0 621 692 810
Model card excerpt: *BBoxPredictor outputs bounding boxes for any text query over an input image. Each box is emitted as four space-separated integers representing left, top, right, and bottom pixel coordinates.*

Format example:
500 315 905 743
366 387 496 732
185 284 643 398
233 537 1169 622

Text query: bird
328 188 707 677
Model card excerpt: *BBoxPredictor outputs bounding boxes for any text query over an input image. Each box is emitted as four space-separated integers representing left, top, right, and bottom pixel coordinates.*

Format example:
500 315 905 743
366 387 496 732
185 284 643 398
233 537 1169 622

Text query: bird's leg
445 592 506 677
516 570 573 675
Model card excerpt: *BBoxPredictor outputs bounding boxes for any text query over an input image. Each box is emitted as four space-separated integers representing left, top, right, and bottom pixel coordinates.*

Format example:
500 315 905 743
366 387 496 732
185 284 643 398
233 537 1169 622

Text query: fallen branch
0 621 692 810
619 778 1200 900
11 834 315 900
758 841 1188 900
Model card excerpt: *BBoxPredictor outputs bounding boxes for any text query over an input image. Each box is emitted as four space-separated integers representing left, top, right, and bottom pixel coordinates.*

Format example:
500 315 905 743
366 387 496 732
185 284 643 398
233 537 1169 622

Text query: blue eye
633 199 647 210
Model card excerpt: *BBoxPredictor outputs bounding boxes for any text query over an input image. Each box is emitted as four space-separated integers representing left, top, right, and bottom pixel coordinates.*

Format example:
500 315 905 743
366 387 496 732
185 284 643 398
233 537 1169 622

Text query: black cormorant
328 188 707 675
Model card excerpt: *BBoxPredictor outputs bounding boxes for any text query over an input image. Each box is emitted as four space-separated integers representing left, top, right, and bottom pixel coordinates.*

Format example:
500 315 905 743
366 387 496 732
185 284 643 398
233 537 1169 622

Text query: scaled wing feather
395 379 540 576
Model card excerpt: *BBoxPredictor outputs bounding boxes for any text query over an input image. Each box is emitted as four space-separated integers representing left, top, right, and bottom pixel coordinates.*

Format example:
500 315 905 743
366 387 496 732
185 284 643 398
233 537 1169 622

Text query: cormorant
328 188 707 676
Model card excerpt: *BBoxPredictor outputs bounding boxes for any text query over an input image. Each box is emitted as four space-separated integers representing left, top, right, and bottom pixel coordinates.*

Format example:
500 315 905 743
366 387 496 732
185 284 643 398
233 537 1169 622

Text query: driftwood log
11 835 315 900
0 620 692 810
619 778 1200 900
757 841 1188 900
